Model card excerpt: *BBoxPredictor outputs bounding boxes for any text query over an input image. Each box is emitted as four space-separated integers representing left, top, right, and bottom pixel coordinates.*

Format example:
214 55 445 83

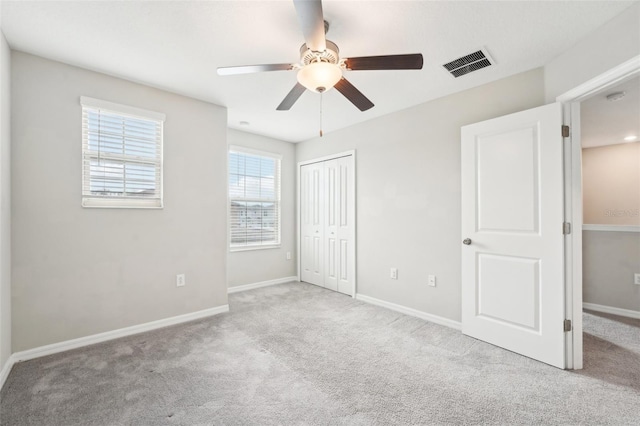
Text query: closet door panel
337 156 354 295
324 159 339 291
300 162 324 286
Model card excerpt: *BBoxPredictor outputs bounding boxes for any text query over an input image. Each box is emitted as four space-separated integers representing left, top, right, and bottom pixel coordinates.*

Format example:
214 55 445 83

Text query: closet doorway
297 151 356 296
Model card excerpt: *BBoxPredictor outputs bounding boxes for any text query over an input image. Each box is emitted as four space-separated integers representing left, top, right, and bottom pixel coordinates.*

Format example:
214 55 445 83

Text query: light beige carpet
1 282 639 425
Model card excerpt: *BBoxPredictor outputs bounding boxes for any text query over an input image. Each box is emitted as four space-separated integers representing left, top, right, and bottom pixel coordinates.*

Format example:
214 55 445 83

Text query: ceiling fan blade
293 0 326 52
217 63 294 76
334 78 374 112
277 83 307 111
344 54 424 71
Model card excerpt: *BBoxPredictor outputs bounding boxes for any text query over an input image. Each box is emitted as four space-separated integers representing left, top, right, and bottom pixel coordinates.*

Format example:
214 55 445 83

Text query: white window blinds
229 147 281 249
81 97 165 208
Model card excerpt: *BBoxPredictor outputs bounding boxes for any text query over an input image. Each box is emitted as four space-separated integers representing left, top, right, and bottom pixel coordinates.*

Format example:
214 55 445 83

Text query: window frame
228 145 282 251
80 96 165 209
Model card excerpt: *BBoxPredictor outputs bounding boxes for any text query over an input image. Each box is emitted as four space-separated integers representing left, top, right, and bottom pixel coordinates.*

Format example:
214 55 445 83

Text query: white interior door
300 162 324 286
461 102 566 368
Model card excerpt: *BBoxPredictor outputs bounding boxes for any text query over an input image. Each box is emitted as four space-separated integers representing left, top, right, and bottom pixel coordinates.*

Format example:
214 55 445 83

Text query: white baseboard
0 354 16 391
583 302 640 319
9 305 229 367
228 276 298 294
355 293 462 330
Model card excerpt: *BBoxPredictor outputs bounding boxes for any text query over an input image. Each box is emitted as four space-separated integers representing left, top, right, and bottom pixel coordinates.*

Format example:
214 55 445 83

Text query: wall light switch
176 274 186 287
428 275 436 287
390 268 398 280
634 273 640 286
286 251 292 260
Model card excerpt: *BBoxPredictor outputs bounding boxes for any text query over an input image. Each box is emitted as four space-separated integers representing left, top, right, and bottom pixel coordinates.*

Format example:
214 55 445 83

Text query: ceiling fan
217 0 424 112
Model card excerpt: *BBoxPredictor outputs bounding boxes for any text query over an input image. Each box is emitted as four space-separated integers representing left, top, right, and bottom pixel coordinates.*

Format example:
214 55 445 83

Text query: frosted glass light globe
297 62 342 93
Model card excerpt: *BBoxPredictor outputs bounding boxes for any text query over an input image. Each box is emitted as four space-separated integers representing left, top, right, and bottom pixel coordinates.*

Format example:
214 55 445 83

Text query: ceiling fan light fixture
297 61 342 93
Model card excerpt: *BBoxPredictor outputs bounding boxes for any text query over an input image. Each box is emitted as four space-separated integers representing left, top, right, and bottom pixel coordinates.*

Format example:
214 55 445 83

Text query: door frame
556 54 640 370
296 150 357 297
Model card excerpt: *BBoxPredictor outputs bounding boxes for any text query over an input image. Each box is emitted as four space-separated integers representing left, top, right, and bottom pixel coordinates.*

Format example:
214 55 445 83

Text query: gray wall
544 3 640 101
583 230 640 312
11 52 228 352
227 130 297 288
582 143 640 312
296 68 545 322
0 32 11 370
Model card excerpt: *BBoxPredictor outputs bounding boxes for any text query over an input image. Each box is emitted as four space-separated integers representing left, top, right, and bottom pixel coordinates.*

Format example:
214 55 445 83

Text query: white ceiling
581 75 640 148
1 0 635 142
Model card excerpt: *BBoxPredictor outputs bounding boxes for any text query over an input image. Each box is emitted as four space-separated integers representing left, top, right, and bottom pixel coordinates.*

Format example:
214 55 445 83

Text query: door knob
463 238 472 245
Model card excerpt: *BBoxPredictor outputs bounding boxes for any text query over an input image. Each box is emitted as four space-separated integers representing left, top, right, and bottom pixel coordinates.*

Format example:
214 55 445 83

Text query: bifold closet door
300 156 354 296
300 161 324 286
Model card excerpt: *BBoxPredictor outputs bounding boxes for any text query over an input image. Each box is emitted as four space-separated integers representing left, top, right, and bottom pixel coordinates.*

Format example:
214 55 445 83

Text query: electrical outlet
176 274 186 287
428 275 436 287
634 273 640 285
286 251 292 260
390 268 398 280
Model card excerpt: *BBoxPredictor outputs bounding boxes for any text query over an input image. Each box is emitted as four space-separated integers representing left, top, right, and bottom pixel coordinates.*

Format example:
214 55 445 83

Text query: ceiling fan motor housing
300 40 340 66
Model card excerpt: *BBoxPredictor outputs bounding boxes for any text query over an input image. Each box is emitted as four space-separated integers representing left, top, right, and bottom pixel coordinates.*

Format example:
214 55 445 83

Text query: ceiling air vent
443 48 493 78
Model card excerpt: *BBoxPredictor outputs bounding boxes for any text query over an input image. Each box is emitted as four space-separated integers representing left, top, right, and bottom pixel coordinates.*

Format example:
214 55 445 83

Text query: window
229 147 281 249
81 97 165 208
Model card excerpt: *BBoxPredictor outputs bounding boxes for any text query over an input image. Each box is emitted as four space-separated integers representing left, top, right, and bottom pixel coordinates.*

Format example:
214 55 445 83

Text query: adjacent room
0 1 639 424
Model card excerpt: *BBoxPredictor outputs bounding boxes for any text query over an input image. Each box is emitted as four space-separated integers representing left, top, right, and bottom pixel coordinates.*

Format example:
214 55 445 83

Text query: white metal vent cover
442 48 494 78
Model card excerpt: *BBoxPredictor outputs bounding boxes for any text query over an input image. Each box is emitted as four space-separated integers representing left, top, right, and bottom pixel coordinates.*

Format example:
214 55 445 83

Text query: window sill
230 245 281 253
82 198 163 209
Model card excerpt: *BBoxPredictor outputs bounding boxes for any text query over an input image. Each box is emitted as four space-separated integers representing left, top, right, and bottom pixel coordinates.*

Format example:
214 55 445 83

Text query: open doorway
581 76 640 315
558 55 640 370
577 76 640 384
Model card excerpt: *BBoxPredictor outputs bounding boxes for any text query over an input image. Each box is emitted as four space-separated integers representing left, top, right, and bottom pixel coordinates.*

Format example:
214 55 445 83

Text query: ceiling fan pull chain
319 92 324 137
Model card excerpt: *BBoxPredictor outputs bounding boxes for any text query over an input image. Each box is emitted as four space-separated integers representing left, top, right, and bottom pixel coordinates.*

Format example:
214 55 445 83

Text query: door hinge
563 222 572 235
562 125 570 138
564 319 572 332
